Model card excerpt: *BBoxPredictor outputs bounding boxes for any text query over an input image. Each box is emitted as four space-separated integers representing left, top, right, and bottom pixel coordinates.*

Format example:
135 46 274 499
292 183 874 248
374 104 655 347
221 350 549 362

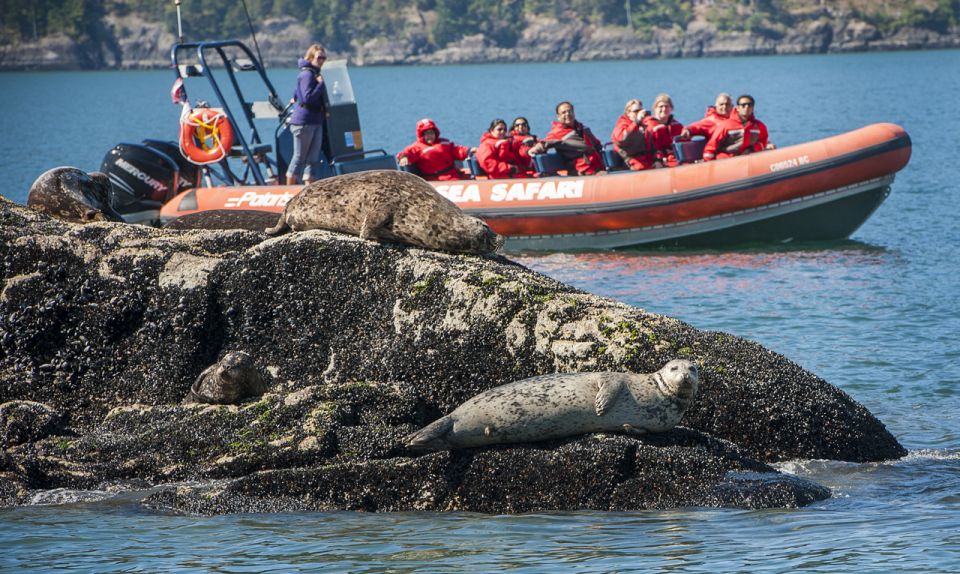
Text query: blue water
2 50 960 572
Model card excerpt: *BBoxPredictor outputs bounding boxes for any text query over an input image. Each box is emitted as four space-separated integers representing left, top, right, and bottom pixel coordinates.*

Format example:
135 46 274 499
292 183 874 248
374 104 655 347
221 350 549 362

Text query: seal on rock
27 167 123 223
264 170 504 254
404 359 699 451
183 351 270 405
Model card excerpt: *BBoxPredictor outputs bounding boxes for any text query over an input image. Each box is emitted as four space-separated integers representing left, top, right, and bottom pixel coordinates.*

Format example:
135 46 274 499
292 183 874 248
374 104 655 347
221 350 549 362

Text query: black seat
332 149 398 175
674 137 706 163
601 142 626 171
532 150 571 176
467 154 487 177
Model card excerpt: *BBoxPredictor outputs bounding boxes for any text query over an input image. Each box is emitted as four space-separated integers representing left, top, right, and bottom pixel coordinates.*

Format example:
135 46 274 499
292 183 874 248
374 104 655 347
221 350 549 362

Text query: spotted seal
27 167 123 223
264 170 504 254
183 351 270 405
404 359 699 451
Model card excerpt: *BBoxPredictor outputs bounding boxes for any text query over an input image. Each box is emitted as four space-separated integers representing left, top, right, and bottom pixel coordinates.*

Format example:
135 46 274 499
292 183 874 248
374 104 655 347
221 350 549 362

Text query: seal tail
264 215 290 236
404 416 455 452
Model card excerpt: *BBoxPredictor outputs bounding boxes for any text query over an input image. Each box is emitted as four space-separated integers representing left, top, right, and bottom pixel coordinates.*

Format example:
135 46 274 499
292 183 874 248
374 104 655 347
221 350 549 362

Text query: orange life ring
179 108 234 165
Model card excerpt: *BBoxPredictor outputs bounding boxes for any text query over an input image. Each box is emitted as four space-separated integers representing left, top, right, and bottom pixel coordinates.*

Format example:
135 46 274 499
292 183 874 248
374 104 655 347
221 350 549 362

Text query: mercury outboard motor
100 142 181 225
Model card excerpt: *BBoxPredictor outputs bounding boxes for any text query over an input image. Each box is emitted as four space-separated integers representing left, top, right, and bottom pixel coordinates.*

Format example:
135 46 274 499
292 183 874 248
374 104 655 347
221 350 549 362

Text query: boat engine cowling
100 142 181 225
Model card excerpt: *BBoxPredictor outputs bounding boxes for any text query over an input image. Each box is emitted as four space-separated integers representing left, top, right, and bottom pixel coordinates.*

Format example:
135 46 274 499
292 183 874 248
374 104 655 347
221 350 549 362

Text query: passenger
396 118 475 181
286 44 328 185
703 94 776 162
528 101 605 175
686 92 734 138
510 116 538 174
611 99 660 171
649 93 690 167
477 119 532 179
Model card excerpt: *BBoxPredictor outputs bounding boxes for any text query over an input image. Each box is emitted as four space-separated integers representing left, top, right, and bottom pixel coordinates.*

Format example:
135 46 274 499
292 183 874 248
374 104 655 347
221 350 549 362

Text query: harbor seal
27 167 123 223
264 170 504 254
404 359 699 451
183 351 270 405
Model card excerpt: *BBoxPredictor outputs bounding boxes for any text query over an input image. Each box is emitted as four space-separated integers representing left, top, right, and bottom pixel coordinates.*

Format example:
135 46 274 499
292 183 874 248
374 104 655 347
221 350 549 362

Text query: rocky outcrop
2 11 958 70
0 196 904 512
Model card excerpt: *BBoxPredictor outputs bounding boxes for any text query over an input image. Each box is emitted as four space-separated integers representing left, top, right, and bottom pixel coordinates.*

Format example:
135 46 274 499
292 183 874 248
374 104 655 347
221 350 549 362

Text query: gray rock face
0 195 905 513
1 13 957 70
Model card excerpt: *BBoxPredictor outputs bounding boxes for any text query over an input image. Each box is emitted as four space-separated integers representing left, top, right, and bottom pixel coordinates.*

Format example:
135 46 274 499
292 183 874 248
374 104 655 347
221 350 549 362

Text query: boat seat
332 149 398 175
602 142 626 171
467 154 487 177
399 164 422 177
674 136 706 163
533 151 571 176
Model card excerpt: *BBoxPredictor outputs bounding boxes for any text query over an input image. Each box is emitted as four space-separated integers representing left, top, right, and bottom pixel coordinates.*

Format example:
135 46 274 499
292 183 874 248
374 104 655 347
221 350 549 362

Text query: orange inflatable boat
157 122 910 250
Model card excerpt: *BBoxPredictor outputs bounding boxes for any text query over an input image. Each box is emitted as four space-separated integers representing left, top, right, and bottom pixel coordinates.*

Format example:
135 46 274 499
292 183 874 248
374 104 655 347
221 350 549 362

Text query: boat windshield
323 60 355 106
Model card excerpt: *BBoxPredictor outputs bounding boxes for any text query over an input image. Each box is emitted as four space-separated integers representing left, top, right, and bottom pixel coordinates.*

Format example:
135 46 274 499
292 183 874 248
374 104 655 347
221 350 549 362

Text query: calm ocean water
2 50 959 572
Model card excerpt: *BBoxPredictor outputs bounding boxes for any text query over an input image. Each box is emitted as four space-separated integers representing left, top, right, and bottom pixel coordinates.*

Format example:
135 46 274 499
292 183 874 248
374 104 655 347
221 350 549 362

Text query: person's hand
766 142 777 150
636 109 649 122
679 128 691 140
469 147 478 156
398 156 409 166
528 142 546 155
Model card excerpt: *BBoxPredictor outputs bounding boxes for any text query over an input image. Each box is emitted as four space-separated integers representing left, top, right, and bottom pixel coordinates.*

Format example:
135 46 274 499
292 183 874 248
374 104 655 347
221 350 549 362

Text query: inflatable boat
98 39 912 251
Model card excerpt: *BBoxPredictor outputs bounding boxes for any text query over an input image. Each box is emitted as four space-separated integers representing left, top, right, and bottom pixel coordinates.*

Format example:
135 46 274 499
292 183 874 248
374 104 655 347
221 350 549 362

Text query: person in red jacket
509 116 538 175
477 119 531 179
686 92 734 138
703 94 776 162
397 118 474 181
528 101 605 175
649 93 691 167
611 98 661 171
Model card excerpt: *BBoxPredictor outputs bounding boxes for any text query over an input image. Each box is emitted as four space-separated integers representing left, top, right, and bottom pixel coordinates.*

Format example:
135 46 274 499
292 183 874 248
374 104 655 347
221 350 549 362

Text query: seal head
183 351 270 405
27 167 123 223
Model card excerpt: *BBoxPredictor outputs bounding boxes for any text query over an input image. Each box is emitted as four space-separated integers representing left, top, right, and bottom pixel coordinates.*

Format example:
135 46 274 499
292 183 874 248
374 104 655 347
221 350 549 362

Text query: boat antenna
241 0 266 69
174 0 184 43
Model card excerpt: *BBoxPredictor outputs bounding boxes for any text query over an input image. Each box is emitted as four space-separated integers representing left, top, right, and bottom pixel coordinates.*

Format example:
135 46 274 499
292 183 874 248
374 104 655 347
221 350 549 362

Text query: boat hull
158 123 911 250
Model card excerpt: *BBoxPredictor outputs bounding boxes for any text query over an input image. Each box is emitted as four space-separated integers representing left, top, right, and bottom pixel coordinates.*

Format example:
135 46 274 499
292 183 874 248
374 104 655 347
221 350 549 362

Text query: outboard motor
100 142 181 225
143 139 202 190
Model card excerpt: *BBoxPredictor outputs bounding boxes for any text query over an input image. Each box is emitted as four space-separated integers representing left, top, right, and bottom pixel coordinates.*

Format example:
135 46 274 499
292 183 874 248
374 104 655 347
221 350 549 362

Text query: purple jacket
289 58 326 126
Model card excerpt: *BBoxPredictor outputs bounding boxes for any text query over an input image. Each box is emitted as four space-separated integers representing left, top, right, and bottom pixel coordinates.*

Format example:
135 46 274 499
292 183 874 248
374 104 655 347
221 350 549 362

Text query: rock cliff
2 13 957 70
0 196 905 513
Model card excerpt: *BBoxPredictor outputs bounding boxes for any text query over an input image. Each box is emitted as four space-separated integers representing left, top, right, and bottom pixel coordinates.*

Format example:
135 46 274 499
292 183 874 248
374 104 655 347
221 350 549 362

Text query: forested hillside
2 0 958 69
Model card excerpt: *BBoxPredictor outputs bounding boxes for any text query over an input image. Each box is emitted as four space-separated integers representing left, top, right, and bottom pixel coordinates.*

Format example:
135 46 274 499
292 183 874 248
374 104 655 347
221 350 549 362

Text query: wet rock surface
0 196 904 513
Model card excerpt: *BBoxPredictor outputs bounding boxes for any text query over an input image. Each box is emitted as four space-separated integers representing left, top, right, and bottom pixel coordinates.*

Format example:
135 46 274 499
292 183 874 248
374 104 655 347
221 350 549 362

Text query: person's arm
702 126 724 162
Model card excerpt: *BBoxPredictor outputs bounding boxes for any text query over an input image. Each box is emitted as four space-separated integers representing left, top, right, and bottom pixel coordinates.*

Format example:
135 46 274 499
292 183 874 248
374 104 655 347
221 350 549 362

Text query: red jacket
703 114 769 161
510 130 538 174
649 116 685 167
686 106 734 138
477 132 530 179
611 114 658 171
542 120 604 175
397 118 470 180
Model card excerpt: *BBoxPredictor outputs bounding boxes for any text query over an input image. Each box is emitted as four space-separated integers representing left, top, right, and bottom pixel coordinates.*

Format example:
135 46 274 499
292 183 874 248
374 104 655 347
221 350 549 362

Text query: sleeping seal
27 167 123 223
265 170 503 254
405 359 699 451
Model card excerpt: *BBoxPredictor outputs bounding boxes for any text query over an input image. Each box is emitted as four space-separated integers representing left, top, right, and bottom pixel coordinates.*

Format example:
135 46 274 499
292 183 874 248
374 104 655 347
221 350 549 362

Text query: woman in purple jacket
286 44 328 185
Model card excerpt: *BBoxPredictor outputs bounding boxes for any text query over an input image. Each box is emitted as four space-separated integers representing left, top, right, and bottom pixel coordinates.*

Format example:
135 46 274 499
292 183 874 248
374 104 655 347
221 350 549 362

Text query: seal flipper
360 206 393 240
404 416 456 451
264 215 290 236
595 378 625 416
